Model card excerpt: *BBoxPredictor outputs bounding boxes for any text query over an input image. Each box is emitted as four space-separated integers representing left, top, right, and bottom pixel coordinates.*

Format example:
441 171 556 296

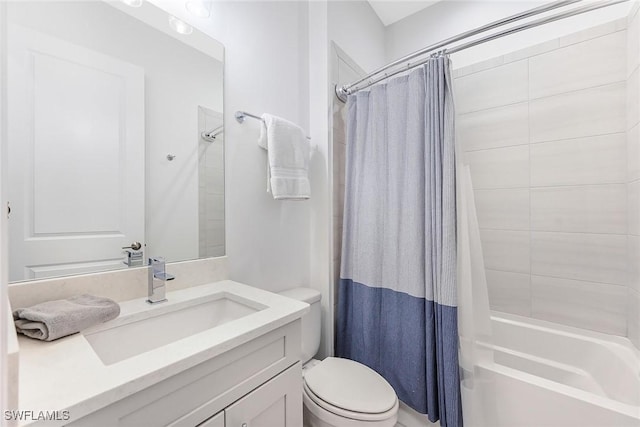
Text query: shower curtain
337 55 462 427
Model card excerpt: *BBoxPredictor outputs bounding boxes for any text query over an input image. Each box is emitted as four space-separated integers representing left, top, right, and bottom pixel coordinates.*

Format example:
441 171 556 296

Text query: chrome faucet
147 257 174 304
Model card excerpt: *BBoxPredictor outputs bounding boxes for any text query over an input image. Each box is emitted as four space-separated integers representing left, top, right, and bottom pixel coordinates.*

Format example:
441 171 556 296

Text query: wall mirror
3 0 225 282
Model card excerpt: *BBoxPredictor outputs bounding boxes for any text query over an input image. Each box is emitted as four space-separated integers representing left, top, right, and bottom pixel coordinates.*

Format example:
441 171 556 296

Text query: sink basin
84 293 266 365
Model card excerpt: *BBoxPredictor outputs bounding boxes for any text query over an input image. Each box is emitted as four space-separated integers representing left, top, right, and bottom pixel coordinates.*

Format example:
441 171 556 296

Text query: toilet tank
278 287 322 363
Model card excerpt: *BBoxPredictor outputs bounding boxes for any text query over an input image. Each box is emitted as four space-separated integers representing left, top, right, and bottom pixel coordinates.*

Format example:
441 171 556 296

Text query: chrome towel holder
235 110 311 140
235 111 263 123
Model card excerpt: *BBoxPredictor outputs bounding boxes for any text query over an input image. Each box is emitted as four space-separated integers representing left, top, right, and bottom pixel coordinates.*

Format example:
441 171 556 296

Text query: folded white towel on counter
258 114 310 200
13 294 120 341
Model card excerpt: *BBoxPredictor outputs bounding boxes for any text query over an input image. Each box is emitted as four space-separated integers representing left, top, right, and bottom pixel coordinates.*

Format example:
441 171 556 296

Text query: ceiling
367 0 442 26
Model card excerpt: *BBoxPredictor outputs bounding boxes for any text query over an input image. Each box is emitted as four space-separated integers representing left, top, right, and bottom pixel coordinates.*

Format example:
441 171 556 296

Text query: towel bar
235 111 263 123
235 110 311 140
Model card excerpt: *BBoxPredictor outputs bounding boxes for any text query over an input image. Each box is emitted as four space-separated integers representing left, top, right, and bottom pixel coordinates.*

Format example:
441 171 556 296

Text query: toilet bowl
278 288 399 427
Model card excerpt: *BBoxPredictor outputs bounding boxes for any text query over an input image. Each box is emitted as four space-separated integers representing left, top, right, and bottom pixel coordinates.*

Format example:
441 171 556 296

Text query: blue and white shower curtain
337 56 462 427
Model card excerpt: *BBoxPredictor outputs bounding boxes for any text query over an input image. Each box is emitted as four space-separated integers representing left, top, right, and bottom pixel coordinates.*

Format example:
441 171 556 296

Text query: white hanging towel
258 113 310 200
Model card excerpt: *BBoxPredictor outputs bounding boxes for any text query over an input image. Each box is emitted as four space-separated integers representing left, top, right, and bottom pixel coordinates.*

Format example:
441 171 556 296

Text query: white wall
328 0 387 73
153 0 312 292
386 1 633 69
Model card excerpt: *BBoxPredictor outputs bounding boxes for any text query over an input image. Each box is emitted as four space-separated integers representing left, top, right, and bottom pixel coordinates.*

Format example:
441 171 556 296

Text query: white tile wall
558 18 627 48
627 124 640 181
628 67 640 128
529 82 626 143
455 60 528 114
529 31 626 99
628 7 639 77
205 220 225 241
530 134 627 186
475 189 529 230
457 102 528 152
206 194 225 220
629 180 640 236
530 185 627 234
628 4 640 350
502 39 560 66
455 22 630 335
205 166 225 194
486 270 530 316
531 275 627 335
629 235 640 293
479 229 530 274
198 130 225 258
629 289 640 348
531 231 627 285
465 145 529 189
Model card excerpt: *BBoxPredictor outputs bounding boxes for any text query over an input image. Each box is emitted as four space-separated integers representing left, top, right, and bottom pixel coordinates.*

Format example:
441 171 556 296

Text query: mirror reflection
4 0 225 282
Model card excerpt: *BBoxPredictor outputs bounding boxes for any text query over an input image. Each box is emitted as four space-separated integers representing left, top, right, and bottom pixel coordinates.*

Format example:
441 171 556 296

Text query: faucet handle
149 257 175 281
155 272 175 281
149 256 166 265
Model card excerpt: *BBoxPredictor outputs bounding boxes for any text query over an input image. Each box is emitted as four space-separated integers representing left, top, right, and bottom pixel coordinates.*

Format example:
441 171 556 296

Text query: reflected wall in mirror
3 0 225 282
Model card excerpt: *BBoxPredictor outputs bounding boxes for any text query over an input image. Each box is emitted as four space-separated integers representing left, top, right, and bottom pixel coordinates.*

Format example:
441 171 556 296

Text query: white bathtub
463 312 640 427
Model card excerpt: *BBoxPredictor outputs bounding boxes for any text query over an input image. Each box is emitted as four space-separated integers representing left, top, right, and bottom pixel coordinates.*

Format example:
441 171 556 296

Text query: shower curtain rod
335 0 628 102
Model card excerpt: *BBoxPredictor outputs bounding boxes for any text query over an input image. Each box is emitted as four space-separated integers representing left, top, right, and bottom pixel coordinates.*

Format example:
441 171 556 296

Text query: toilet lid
304 357 397 414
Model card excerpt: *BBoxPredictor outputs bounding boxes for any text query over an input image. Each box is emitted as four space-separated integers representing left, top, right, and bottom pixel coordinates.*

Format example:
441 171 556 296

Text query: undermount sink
84 293 266 365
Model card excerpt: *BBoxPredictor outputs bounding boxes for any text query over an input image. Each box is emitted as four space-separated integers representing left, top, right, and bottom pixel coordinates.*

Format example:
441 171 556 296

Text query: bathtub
463 312 640 427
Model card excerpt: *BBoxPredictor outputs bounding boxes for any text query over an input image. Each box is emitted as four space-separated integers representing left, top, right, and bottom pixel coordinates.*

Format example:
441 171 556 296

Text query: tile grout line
528 79 627 103
456 99 528 117
485 268 630 290
473 182 629 191
463 130 626 154
454 24 625 80
456 97 527 116
479 227 629 237
457 77 626 116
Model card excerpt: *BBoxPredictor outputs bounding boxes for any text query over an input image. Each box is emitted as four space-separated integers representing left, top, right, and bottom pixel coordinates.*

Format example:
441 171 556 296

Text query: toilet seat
303 357 398 422
304 381 399 422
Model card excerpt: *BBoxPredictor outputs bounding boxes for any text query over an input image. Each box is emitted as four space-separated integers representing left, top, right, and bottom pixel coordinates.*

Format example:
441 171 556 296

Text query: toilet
278 288 399 427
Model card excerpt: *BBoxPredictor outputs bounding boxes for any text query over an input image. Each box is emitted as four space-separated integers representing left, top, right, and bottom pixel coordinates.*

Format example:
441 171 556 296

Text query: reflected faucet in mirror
147 257 174 304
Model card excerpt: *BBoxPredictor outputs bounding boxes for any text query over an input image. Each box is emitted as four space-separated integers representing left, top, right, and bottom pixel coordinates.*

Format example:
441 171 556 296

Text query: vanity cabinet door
225 363 302 427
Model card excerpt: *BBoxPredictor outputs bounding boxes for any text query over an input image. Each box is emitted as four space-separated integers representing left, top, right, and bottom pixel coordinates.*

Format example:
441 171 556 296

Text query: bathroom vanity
14 281 308 426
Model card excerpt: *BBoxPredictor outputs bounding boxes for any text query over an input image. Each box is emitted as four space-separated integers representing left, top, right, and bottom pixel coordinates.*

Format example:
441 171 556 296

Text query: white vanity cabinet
67 321 302 427
199 364 301 427
223 362 301 427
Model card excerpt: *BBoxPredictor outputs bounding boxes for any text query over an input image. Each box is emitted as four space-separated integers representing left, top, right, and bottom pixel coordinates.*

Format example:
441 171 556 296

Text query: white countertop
16 281 309 426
